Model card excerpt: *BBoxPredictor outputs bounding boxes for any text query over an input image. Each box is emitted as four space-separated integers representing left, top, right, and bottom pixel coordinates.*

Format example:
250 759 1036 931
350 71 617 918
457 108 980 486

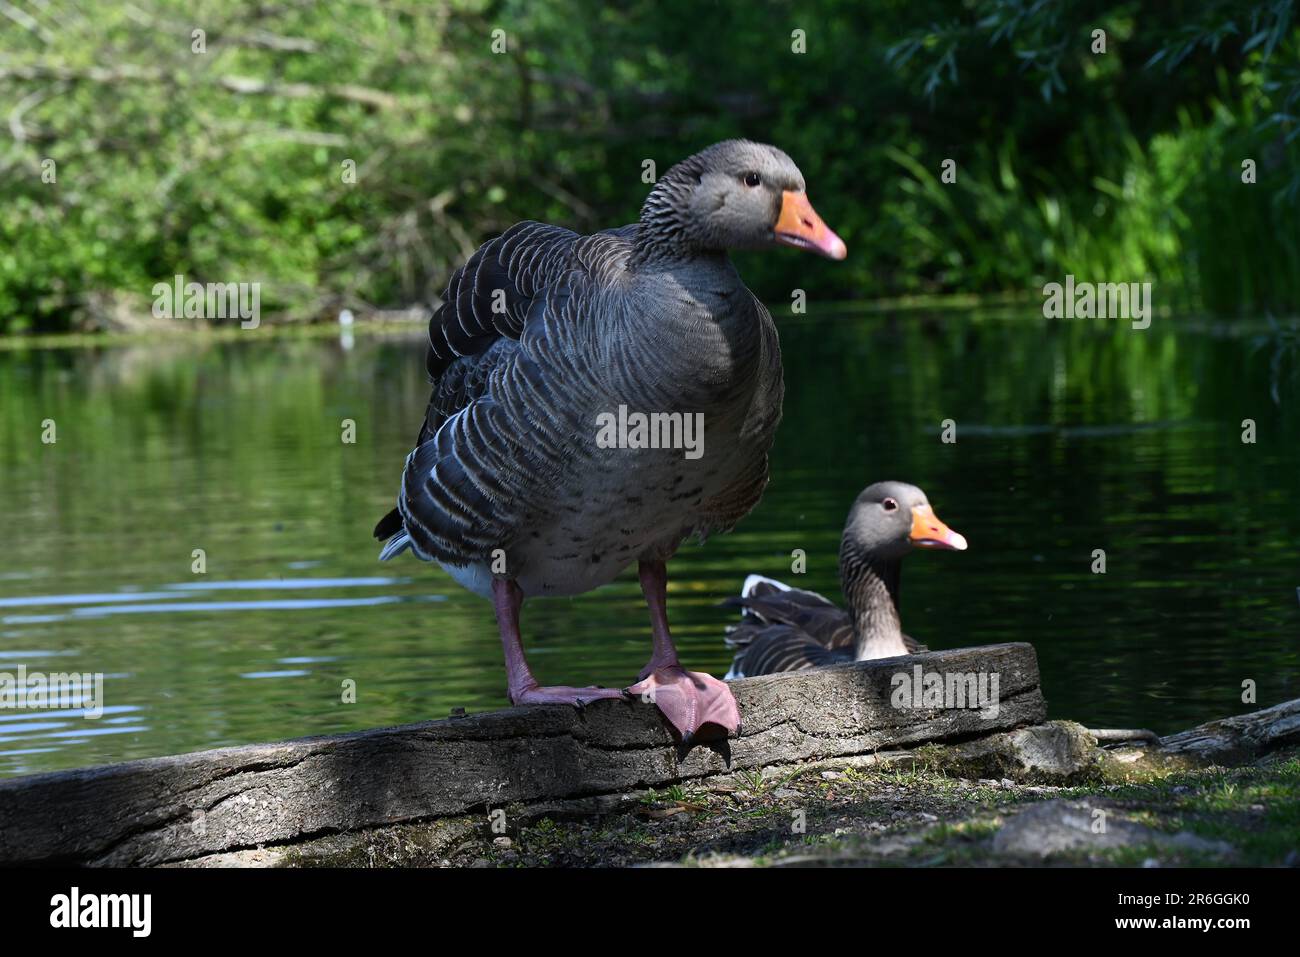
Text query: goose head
843 481 968 562
639 139 847 260
839 481 967 660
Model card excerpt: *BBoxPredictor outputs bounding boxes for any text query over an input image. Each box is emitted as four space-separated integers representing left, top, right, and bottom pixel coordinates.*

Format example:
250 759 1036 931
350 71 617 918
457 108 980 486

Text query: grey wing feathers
379 220 636 565
375 221 580 550
396 396 519 562
725 624 846 679
722 578 854 650
423 221 582 424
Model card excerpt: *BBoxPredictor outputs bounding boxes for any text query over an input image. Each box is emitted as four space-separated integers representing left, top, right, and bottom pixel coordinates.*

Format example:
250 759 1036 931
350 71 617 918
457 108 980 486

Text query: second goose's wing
722 576 853 650
725 624 845 679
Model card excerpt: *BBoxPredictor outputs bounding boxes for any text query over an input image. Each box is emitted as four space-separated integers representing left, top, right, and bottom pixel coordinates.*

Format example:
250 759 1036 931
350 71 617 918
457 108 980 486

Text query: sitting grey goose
375 139 846 742
724 481 967 679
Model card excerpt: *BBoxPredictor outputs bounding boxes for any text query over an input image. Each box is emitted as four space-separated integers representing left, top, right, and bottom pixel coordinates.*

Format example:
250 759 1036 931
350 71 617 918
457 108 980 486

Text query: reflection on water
0 311 1298 777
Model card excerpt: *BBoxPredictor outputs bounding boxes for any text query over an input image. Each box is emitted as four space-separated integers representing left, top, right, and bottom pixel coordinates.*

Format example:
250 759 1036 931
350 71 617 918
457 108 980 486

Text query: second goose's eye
882 498 899 512
743 171 762 188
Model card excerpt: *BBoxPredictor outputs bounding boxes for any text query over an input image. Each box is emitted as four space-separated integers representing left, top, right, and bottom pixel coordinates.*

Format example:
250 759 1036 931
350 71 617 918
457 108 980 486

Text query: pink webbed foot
509 684 626 708
626 666 741 744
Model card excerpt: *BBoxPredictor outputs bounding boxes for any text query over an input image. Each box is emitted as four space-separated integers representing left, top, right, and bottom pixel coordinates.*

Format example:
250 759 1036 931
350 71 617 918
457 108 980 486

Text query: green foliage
882 2 1300 310
883 97 1300 314
0 0 1296 333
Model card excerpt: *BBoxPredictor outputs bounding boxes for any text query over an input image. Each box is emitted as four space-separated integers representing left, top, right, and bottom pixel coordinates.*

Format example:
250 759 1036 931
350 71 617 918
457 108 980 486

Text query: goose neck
839 539 906 660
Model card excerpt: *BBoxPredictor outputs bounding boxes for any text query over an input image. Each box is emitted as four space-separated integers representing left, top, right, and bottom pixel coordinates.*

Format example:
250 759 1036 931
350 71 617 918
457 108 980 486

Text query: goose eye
882 498 899 512
743 171 761 188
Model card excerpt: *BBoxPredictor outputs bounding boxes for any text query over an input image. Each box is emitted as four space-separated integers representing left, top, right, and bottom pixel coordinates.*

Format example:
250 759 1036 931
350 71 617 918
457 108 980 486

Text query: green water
1 311 1298 778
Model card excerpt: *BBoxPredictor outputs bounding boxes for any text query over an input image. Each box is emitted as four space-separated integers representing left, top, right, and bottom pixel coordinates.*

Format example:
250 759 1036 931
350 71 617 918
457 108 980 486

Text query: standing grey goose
375 140 847 742
724 481 967 678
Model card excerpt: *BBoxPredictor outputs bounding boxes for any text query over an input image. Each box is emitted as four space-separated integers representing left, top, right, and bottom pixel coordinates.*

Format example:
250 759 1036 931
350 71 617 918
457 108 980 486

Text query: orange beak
774 190 847 260
909 504 968 551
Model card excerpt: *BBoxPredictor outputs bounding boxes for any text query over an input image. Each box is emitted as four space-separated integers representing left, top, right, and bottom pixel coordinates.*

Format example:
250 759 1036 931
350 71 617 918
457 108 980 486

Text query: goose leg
626 561 741 743
492 578 624 706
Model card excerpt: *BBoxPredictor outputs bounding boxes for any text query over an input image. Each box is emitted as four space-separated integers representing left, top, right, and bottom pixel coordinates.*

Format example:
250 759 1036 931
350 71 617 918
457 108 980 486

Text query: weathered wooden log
1158 696 1300 764
0 643 1042 867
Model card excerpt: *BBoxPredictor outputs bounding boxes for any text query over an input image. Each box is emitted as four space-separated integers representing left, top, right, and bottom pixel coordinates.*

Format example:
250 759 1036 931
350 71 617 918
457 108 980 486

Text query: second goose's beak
909 504 968 551
774 191 847 260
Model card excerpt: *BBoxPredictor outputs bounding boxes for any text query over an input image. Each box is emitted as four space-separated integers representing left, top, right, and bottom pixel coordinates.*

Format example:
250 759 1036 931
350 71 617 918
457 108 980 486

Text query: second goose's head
639 139 847 260
843 481 968 564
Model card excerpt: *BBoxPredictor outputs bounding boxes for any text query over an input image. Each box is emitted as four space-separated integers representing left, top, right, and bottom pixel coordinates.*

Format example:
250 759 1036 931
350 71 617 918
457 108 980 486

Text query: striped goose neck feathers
635 160 701 259
838 536 906 659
